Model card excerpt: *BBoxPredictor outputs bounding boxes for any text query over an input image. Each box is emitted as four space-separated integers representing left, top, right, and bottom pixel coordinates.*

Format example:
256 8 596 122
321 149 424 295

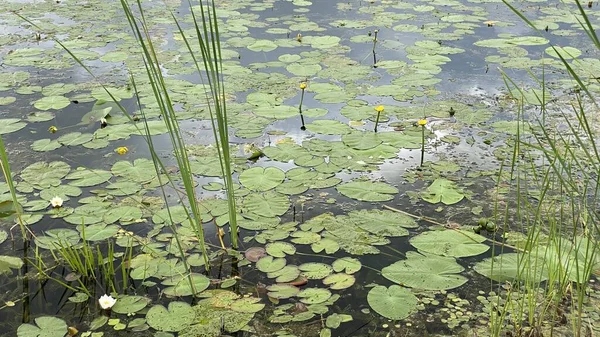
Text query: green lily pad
0 119 26 135
161 273 210 296
267 284 300 299
0 255 24 274
266 242 296 257
348 209 418 237
337 180 398 202
31 139 62 152
342 132 382 150
299 262 333 279
367 285 417 320
545 46 581 59
298 288 332 304
248 39 278 52
410 230 488 257
323 273 355 290
311 238 339 254
267 265 301 283
21 161 70 189
112 295 151 314
256 256 287 273
239 167 285 191
35 228 80 249
243 191 289 217
146 302 196 332
57 132 93 146
112 159 157 183
332 257 361 274
17 316 67 337
79 223 119 241
305 120 352 135
382 251 467 290
65 168 112 187
231 297 265 313
474 253 548 283
33 96 70 110
420 178 464 205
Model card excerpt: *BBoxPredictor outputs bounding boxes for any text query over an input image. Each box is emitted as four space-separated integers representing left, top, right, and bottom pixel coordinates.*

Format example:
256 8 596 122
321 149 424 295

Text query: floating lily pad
266 242 296 257
243 191 289 217
0 255 24 274
33 96 70 110
0 119 26 135
305 120 352 135
323 273 355 290
410 230 488 257
348 209 417 237
21 161 70 189
342 132 382 150
337 180 398 202
17 316 67 337
256 256 287 273
299 262 333 279
161 273 210 296
267 265 301 283
298 288 332 304
231 297 265 313
382 251 467 290
474 252 547 283
267 284 300 299
421 178 464 205
367 285 417 320
112 295 151 314
332 257 361 274
239 167 285 191
146 302 196 332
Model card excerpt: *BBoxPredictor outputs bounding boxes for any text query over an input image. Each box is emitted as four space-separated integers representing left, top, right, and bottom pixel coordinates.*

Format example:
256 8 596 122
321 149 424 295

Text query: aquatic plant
373 105 384 132
417 119 427 166
298 82 307 130
489 1 600 335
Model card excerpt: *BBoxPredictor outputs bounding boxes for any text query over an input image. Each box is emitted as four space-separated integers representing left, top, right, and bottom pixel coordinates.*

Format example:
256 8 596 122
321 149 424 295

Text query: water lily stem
299 87 306 130
374 112 380 132
420 125 426 166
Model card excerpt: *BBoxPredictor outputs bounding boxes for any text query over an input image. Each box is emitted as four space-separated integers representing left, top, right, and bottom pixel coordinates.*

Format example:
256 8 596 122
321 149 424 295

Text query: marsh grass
492 1 600 335
15 0 237 298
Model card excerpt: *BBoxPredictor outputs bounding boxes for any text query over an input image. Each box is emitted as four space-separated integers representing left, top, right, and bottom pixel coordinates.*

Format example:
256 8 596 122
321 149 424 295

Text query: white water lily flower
50 196 63 208
98 294 116 310
356 160 367 165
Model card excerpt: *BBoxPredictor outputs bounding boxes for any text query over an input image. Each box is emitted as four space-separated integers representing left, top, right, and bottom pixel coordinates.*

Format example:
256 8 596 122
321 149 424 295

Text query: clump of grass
490 1 600 335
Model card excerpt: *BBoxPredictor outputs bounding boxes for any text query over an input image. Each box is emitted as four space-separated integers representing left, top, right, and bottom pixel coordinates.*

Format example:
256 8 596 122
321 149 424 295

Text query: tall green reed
491 1 600 335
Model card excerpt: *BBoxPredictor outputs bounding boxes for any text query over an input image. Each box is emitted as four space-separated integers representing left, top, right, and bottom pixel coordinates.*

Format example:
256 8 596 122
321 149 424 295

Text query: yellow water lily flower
48 126 58 133
299 82 307 90
116 146 128 155
417 119 428 126
374 105 384 113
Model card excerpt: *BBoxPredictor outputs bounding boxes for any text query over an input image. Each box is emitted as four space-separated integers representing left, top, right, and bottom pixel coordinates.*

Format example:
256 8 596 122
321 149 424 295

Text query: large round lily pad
17 316 67 337
146 301 196 332
239 167 285 191
367 285 417 320
337 180 398 202
410 229 488 258
382 251 467 290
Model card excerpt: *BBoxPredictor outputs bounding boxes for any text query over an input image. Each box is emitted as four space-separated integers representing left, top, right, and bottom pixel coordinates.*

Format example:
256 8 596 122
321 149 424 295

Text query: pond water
0 0 599 336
